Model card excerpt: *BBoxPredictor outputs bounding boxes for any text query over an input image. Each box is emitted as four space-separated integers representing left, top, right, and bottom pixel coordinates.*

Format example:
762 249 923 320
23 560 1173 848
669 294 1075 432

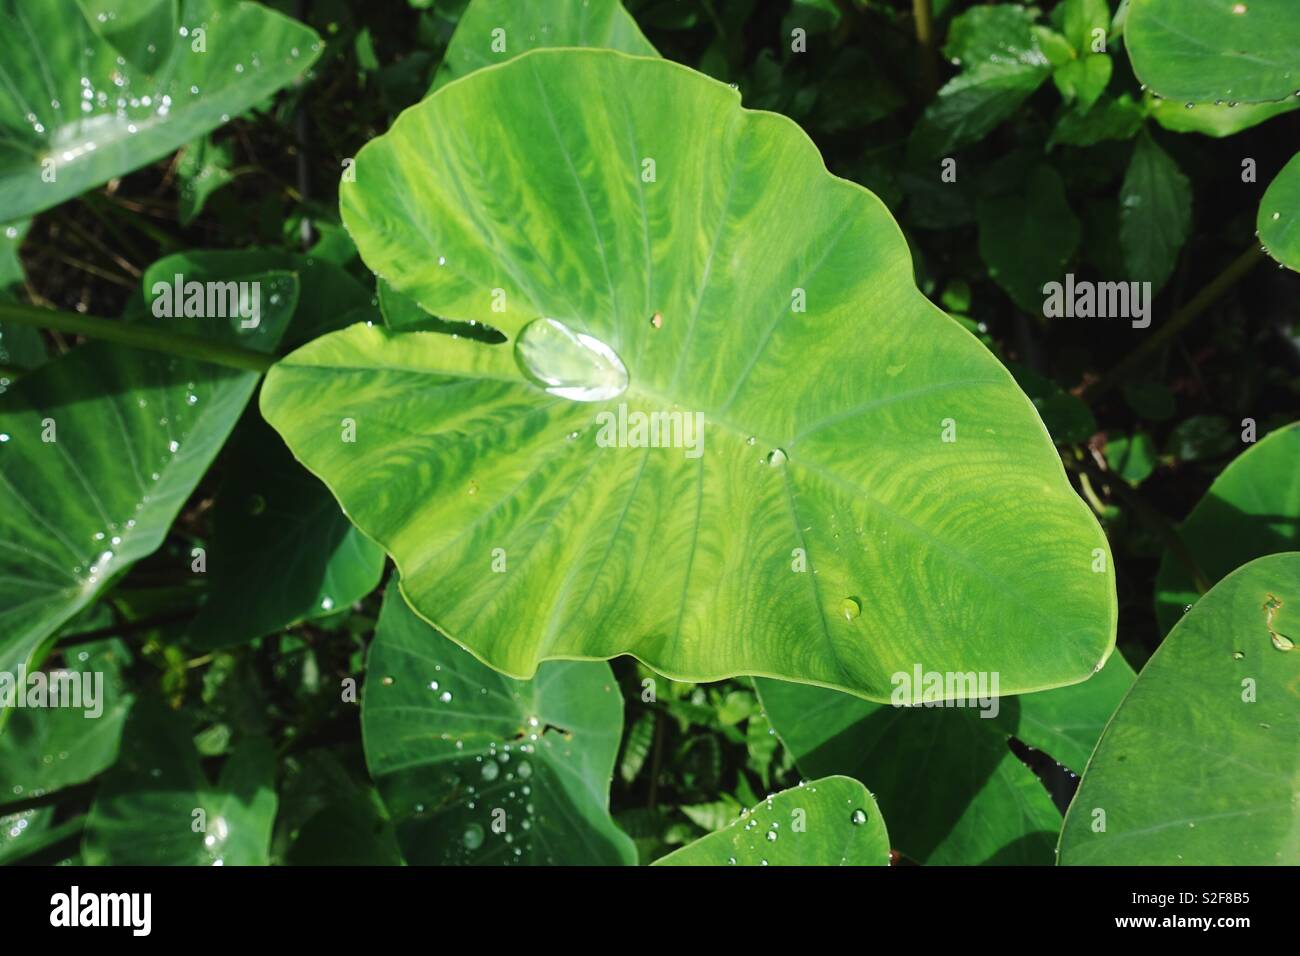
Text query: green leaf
756 678 1063 864
1105 431 1157 484
176 135 234 227
263 48 1115 700
910 5 1052 158
653 776 889 866
1164 414 1235 462
0 0 322 222
1049 94 1144 148
0 271 297 682
1125 0 1300 104
0 640 133 805
978 165 1081 313
1119 132 1191 291
1150 96 1300 138
361 580 635 865
1053 54 1112 111
1007 362 1097 445
0 220 30 292
1063 0 1112 53
431 0 655 92
1010 650 1136 772
187 415 385 650
1259 152 1300 272
1060 553 1300 865
83 699 278 865
1155 422 1299 633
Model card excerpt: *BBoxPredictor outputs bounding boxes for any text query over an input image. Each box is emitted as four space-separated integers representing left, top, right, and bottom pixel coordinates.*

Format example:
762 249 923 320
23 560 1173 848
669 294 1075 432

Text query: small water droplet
841 597 861 621
850 809 868 825
462 824 485 850
766 448 787 467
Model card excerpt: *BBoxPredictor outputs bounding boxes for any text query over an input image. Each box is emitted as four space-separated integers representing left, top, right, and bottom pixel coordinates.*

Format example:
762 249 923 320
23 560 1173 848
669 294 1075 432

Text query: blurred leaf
1120 132 1192 292
83 699 277 865
978 165 1081 312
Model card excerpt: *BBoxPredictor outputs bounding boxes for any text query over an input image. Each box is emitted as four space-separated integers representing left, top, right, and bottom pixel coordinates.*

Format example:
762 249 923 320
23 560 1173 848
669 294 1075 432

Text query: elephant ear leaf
262 48 1115 700
1060 553 1300 865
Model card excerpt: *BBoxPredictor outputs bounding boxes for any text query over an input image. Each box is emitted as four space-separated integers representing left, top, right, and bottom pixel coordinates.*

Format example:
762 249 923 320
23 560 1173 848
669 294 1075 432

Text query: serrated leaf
1119 132 1191 291
978 165 1081 313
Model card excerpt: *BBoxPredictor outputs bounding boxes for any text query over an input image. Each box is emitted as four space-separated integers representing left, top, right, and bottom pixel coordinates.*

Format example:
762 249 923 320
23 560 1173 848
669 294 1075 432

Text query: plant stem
1084 244 1266 402
57 609 198 649
0 302 276 374
913 0 939 98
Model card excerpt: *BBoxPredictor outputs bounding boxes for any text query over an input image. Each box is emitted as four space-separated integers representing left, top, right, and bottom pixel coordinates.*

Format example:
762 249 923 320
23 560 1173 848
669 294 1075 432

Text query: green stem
1084 244 1266 402
0 302 276 373
913 0 939 98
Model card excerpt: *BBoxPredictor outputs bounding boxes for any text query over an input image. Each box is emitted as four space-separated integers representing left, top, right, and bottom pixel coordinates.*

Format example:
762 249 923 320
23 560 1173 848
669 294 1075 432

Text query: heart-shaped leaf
652 775 889 866
0 270 297 679
1155 422 1300 633
1060 552 1300 865
263 48 1114 700
1125 0 1300 104
0 0 321 222
362 580 635 865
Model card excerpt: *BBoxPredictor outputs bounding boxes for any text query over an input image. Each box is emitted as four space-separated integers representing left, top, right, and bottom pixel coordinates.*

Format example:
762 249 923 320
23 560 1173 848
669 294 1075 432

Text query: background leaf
653 775 889 866
361 580 636 865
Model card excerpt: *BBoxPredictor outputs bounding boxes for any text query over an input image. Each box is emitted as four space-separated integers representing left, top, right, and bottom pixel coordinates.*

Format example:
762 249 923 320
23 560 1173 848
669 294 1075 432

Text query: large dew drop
514 318 628 402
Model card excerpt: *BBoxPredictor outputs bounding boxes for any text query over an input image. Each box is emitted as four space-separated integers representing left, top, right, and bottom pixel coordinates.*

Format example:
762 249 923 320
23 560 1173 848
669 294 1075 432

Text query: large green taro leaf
0 640 132 806
1125 0 1300 104
362 580 635 865
83 698 277 865
1060 553 1300 865
0 271 298 681
1154 423 1300 633
431 0 655 92
264 48 1115 700
653 776 889 866
0 0 321 222
1259 154 1300 273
